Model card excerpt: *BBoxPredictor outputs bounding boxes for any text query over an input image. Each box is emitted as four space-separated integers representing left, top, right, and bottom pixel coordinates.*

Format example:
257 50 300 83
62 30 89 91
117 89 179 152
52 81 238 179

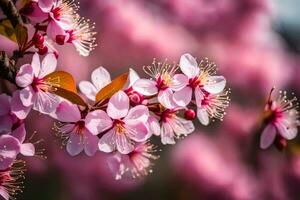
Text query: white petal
195 87 204 107
276 121 298 140
161 122 175 145
66 134 84 156
170 74 189 91
98 129 116 153
158 89 177 109
124 105 149 123
197 108 209 126
78 81 98 101
39 53 57 78
132 79 158 95
107 91 129 119
179 53 200 78
148 116 160 136
19 87 35 107
16 64 34 87
168 116 195 136
31 53 41 77
173 87 192 107
33 91 59 114
124 68 140 88
203 76 226 94
91 66 111 90
85 110 113 135
20 143 35 156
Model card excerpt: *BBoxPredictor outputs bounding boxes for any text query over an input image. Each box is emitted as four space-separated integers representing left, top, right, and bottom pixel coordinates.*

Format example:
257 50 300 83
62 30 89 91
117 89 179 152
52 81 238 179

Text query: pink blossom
260 89 300 149
87 91 150 154
12 53 59 115
52 100 100 156
173 53 226 107
79 66 111 101
107 142 159 180
0 160 25 200
133 60 187 109
151 108 195 144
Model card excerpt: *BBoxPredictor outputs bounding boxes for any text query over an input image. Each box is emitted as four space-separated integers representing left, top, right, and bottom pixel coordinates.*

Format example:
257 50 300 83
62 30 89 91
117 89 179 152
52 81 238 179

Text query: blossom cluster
19 0 96 56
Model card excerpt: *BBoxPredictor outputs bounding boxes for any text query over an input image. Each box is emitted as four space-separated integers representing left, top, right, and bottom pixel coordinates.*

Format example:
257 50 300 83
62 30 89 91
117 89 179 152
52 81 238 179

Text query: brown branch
0 0 24 27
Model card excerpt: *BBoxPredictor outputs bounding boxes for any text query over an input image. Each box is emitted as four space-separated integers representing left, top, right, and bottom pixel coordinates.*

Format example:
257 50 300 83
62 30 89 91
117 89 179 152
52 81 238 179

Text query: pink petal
124 68 140 89
158 89 177 109
38 0 53 12
168 116 195 136
203 76 226 94
78 81 98 101
148 116 160 136
0 94 11 116
0 186 9 200
83 130 98 156
197 108 209 126
260 123 276 149
0 135 20 170
276 121 298 140
16 64 34 87
11 123 26 143
33 91 59 114
170 74 189 91
179 53 200 78
85 110 113 135
20 143 35 156
107 91 129 119
173 86 192 107
125 121 150 142
11 90 32 120
195 87 204 107
161 122 175 145
106 152 125 180
98 129 116 153
19 86 35 107
31 53 41 77
39 53 57 78
91 66 111 90
0 115 13 133
52 101 81 122
47 20 65 40
124 105 149 123
66 134 84 156
132 79 158 95
116 133 134 154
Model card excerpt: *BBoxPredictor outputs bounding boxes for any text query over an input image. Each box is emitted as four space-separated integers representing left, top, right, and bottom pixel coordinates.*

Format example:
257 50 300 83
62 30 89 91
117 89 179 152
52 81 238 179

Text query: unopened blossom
86 91 150 154
12 53 59 115
79 66 111 101
260 89 300 149
173 53 226 107
52 100 101 156
0 160 25 200
107 142 159 180
196 90 230 126
133 59 188 109
150 108 195 145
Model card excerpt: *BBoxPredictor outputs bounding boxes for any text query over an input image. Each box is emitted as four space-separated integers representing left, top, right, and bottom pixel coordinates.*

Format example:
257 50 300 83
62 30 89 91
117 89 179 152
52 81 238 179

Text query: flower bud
33 33 45 47
38 46 48 55
56 35 66 45
184 109 196 120
19 2 36 15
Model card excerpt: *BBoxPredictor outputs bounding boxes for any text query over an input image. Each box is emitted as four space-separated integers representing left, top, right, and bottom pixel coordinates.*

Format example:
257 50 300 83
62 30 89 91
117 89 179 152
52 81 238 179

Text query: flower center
32 77 50 92
114 120 125 134
161 109 176 122
74 120 85 135
188 77 202 89
52 7 62 20
156 75 170 91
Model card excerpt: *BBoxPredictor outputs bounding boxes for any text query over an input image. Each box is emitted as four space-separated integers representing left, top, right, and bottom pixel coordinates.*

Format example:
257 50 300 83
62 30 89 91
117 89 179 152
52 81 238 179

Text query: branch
0 0 25 85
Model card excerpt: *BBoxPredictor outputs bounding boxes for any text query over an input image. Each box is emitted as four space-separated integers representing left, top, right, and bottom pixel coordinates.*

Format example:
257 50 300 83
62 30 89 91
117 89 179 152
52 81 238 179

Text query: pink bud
184 109 196 120
33 33 45 47
56 35 66 45
38 46 48 55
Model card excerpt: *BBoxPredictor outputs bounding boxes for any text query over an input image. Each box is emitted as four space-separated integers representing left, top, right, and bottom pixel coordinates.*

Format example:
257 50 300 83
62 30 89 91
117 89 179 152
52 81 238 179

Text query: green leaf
15 24 28 48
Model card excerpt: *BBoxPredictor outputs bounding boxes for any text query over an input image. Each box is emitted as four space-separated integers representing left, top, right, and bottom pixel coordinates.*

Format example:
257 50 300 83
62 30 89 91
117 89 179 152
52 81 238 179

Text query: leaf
45 71 77 93
15 24 28 48
96 72 129 102
45 71 87 107
0 19 17 42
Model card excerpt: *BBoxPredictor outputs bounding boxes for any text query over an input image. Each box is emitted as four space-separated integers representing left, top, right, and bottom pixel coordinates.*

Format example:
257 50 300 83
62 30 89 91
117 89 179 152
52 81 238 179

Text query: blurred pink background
1 0 300 199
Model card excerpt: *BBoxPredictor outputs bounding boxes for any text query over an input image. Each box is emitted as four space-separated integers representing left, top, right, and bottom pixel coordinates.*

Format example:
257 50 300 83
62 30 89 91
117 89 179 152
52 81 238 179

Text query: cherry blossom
79 66 111 101
107 142 159 180
89 91 150 154
173 53 226 107
133 60 188 108
260 89 300 149
52 100 100 156
12 53 59 115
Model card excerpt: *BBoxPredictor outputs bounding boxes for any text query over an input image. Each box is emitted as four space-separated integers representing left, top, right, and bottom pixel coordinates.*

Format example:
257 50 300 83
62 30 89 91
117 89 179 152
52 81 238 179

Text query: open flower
0 160 25 200
133 59 188 108
150 108 195 145
107 142 159 180
13 53 59 115
86 91 150 154
79 66 111 101
195 90 230 126
173 53 226 107
52 100 101 156
260 89 300 149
